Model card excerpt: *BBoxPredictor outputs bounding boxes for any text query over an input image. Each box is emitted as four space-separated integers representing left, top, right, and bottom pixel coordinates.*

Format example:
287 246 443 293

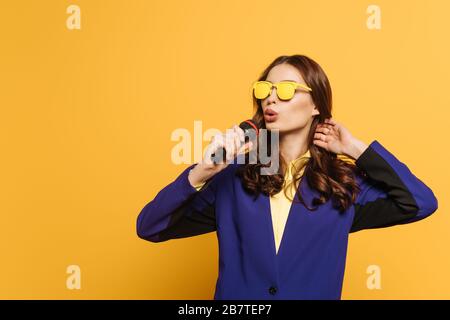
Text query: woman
136 54 438 300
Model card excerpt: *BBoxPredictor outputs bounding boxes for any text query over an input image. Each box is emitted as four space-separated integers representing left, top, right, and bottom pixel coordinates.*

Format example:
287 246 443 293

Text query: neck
279 126 310 163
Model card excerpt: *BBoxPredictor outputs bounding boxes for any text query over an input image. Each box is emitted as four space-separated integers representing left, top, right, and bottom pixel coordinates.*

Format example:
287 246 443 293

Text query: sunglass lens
277 83 295 100
254 82 270 99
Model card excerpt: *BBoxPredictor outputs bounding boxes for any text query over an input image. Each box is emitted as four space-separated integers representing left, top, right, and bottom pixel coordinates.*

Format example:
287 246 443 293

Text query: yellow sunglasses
252 80 312 100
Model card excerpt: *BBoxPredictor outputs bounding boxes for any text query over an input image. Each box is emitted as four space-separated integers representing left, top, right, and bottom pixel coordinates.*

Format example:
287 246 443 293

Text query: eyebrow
266 79 299 82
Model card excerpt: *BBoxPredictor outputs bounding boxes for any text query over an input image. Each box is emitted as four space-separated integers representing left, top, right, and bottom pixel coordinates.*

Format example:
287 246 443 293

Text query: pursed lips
264 108 278 116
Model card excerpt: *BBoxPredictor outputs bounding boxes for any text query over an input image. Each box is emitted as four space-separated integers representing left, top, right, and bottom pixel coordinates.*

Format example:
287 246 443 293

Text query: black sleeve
136 164 217 242
349 140 438 233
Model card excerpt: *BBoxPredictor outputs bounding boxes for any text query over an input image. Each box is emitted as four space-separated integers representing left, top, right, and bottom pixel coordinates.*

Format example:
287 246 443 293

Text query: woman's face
261 63 319 133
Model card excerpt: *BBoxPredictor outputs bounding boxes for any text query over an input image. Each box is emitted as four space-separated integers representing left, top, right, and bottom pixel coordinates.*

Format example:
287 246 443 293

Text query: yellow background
0 0 448 299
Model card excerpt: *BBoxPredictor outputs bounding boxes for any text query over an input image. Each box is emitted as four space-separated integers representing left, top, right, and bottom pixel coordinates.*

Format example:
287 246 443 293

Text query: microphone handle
211 138 249 164
211 146 228 165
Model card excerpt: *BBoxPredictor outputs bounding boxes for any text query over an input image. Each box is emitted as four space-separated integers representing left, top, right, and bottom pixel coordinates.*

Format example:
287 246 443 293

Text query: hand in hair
313 118 368 160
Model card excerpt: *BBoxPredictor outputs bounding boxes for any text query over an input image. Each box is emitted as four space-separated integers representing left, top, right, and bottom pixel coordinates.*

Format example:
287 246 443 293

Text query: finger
314 133 327 141
210 133 223 145
232 132 240 154
206 136 220 155
313 139 327 149
315 127 331 135
318 123 333 131
325 124 336 133
329 127 339 137
224 135 237 161
203 152 214 165
231 132 241 160
204 140 224 165
234 125 245 143
210 133 228 155
325 118 338 126
238 141 253 154
236 132 243 152
321 123 335 135
209 140 224 157
221 135 231 161
234 131 242 149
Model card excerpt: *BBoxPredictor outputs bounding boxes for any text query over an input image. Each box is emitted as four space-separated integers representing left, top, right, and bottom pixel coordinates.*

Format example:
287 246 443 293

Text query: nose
265 85 279 104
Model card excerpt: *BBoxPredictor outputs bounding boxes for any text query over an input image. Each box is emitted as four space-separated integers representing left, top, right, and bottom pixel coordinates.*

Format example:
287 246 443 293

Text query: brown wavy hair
236 54 364 213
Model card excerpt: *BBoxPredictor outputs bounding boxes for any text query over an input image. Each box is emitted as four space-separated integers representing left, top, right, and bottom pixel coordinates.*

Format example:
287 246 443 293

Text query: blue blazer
137 140 438 300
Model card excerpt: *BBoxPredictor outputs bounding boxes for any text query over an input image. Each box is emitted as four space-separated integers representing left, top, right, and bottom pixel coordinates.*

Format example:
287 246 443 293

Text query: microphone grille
239 119 259 136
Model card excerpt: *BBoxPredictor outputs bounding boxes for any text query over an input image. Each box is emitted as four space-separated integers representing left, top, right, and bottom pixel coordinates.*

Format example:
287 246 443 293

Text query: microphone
210 119 259 164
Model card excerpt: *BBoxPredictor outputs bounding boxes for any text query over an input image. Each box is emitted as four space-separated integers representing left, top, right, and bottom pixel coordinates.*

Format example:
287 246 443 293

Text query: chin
269 122 291 131
265 122 280 131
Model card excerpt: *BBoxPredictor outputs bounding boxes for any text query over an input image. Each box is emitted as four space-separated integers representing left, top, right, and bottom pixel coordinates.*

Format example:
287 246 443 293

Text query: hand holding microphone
209 120 259 165
188 120 259 187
